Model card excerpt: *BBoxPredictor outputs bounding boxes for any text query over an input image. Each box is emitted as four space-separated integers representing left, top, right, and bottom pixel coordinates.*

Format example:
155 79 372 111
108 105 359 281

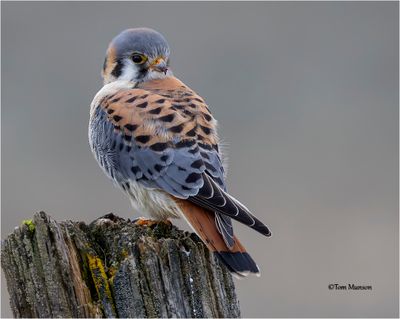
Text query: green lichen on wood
86 253 116 317
2 212 241 318
22 219 35 233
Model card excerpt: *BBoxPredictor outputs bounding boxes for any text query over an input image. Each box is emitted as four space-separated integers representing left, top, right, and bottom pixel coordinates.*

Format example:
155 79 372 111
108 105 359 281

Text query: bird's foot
133 217 172 227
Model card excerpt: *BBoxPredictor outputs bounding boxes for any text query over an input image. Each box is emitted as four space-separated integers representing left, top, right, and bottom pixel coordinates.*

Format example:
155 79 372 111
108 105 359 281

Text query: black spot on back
111 97 122 103
185 173 202 183
200 152 210 159
107 93 117 100
160 155 169 162
113 115 122 122
186 127 197 137
188 146 200 154
155 99 166 103
154 164 163 172
136 135 151 143
199 143 212 151
169 124 184 133
150 142 169 152
205 162 217 172
149 107 162 114
203 113 212 121
191 159 203 169
158 114 175 122
131 166 140 175
176 139 196 148
126 96 138 103
200 125 211 135
159 93 173 98
125 124 138 131
183 110 193 117
136 102 148 108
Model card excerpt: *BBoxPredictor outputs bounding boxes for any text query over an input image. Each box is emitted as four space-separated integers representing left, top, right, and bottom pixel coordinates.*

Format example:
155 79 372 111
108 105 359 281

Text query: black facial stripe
102 56 107 73
136 64 149 81
112 58 149 82
111 59 124 78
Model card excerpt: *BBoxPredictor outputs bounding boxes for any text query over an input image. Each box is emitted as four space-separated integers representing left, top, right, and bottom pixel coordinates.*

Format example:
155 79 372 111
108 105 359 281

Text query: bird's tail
176 199 260 277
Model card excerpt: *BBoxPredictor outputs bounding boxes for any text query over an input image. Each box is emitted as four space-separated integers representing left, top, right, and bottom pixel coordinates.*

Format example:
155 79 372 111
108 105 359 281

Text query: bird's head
102 28 171 84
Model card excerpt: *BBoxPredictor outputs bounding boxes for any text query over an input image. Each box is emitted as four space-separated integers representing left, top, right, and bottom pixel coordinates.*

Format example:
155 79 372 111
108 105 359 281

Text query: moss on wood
2 212 241 318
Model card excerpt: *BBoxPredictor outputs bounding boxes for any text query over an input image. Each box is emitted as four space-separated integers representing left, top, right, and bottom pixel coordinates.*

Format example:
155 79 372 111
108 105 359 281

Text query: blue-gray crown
110 28 170 60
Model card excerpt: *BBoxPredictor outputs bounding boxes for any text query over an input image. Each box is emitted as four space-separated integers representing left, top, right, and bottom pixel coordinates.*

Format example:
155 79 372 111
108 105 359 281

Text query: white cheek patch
119 59 139 82
118 58 173 82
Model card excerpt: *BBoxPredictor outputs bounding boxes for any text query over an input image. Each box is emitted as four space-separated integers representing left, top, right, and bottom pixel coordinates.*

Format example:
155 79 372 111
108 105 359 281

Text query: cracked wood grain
1 212 241 318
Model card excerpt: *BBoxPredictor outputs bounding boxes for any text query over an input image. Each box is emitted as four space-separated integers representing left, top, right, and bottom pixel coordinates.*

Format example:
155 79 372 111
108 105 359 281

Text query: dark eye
131 53 147 64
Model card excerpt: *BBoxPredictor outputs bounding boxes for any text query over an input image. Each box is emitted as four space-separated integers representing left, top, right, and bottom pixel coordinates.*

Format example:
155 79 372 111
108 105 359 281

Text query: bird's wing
94 79 270 243
97 85 210 196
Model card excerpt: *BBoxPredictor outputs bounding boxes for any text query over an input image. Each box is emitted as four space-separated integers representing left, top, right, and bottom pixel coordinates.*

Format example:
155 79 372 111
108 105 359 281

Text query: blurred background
1 2 398 317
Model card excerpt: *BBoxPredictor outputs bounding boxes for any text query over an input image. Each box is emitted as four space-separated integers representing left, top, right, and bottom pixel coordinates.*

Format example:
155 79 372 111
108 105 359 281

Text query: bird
89 27 271 277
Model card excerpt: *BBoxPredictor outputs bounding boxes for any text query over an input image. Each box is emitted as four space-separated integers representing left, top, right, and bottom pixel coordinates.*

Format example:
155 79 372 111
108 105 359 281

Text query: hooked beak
149 57 168 74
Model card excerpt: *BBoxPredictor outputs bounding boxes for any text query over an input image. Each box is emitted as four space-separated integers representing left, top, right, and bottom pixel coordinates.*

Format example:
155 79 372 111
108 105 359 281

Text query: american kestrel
89 28 271 277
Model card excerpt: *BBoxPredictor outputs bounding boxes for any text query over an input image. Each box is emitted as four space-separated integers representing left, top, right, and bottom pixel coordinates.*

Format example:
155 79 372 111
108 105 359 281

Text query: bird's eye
131 53 147 64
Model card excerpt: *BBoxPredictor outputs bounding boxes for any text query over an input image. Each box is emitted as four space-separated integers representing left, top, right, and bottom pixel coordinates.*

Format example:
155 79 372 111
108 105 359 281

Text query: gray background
1 1 398 317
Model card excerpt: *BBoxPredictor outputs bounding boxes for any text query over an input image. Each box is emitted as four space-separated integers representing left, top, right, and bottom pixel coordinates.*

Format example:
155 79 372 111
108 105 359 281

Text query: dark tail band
215 251 260 277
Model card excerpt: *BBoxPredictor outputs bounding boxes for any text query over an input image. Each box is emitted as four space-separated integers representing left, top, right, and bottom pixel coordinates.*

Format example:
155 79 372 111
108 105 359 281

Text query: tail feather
175 199 260 277
216 252 259 277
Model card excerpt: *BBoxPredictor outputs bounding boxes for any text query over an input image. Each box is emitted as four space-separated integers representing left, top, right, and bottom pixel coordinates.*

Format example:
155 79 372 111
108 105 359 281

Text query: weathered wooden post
1 212 241 318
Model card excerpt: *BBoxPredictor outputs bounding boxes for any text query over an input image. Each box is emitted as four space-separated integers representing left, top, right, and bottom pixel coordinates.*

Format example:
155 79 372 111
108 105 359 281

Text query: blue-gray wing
89 90 270 249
